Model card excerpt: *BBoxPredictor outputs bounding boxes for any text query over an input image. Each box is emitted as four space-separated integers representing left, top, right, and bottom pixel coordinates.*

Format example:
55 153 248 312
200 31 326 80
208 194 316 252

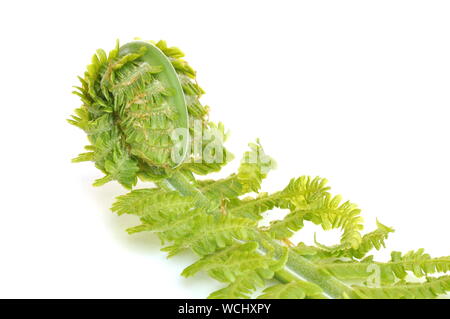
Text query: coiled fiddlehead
69 40 230 201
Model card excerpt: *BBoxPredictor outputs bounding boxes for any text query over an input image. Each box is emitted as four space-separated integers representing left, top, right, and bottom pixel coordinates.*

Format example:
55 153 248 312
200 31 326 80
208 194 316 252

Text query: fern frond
315 256 397 285
293 242 328 259
352 275 450 299
197 176 243 200
182 161 230 176
267 210 305 239
346 220 394 258
304 194 363 250
155 40 232 176
315 249 450 285
389 249 450 279
128 208 204 246
72 40 450 300
161 214 259 257
111 188 194 217
193 142 275 200
182 242 285 281
227 193 279 221
277 176 330 209
99 147 139 189
237 140 275 194
181 242 259 279
260 176 331 238
71 40 231 188
266 189 363 248
183 242 287 299
208 273 264 299
258 280 325 299
71 151 95 163
311 220 394 259
112 187 207 244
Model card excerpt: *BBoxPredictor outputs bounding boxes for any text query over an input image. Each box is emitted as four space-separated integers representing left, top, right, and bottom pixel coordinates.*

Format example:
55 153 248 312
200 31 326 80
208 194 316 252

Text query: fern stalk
256 233 356 298
285 249 356 298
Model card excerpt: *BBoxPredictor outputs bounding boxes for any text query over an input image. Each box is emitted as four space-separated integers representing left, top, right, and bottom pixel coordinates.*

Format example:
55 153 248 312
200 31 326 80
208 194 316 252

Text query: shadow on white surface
82 178 224 298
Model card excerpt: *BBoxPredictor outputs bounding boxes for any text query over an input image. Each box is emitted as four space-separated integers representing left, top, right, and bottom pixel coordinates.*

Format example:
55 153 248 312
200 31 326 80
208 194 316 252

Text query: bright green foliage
112 188 195 217
70 40 450 299
182 242 288 298
277 176 330 209
389 249 450 278
237 140 275 193
227 193 279 221
346 220 394 259
258 281 325 299
162 214 259 257
265 177 363 252
296 247 450 287
197 140 275 201
268 210 306 239
352 275 450 299
69 40 231 189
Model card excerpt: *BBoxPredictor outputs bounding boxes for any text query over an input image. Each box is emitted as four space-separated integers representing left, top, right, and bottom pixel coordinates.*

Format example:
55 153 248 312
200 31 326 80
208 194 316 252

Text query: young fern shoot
69 40 450 299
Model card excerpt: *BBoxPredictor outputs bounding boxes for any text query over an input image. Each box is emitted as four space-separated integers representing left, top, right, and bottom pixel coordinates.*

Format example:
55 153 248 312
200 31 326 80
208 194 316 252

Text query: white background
0 0 449 298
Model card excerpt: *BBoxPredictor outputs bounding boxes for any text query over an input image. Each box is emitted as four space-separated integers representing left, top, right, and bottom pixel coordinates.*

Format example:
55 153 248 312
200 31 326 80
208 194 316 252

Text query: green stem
285 250 357 298
261 236 356 299
166 171 210 207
